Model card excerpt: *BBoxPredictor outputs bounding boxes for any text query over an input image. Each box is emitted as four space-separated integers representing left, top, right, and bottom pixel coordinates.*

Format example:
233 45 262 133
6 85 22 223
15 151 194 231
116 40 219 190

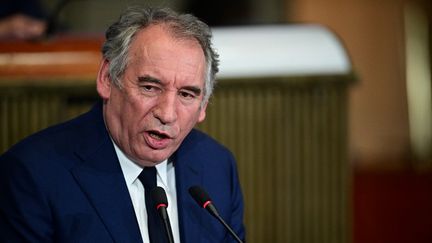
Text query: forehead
127 24 206 83
130 25 204 62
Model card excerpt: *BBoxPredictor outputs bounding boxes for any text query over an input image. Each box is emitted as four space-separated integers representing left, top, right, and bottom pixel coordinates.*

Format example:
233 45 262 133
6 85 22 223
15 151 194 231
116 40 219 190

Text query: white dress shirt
112 141 180 243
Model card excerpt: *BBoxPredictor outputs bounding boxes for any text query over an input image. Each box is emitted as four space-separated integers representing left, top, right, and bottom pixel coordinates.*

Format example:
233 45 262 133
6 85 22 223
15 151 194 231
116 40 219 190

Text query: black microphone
151 186 174 243
188 186 244 243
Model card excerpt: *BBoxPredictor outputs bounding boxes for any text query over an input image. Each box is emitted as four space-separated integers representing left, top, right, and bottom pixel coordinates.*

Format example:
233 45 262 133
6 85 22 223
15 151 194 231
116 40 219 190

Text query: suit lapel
70 103 142 243
173 130 205 243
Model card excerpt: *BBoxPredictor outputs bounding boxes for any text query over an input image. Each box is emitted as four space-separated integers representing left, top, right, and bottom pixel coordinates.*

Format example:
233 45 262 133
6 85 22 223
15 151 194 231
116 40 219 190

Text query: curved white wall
212 25 352 78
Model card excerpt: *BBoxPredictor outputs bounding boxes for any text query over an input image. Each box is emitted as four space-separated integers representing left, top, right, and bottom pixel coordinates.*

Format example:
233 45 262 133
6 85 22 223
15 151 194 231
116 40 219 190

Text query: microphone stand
209 208 243 243
158 207 174 243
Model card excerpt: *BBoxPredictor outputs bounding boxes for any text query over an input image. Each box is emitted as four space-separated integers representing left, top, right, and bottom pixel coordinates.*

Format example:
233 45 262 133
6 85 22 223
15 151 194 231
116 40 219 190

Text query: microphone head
151 186 168 209
188 185 212 207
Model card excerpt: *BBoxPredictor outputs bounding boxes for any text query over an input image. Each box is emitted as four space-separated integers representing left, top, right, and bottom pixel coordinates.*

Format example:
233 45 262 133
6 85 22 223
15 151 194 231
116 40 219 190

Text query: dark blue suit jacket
0 102 245 242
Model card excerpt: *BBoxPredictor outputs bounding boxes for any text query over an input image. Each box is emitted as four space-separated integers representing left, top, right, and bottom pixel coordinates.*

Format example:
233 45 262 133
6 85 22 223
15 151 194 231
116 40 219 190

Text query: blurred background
1 0 432 242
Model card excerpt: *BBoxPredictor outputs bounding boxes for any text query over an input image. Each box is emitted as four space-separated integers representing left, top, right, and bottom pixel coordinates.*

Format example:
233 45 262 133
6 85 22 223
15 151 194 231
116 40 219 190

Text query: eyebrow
182 86 202 96
137 75 202 96
138 75 162 84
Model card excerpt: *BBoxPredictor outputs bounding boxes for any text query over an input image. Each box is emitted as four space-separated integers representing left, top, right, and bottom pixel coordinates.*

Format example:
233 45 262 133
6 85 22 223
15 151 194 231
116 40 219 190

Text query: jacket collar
173 130 206 243
70 102 143 243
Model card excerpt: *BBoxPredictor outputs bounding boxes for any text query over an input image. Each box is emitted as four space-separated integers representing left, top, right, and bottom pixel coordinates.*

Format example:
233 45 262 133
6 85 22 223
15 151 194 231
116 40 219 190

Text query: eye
142 85 156 92
178 90 196 100
140 84 161 96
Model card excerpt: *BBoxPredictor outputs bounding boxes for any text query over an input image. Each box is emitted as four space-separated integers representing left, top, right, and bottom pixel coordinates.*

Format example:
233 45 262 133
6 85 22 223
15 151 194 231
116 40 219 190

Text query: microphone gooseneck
188 186 244 243
151 187 174 243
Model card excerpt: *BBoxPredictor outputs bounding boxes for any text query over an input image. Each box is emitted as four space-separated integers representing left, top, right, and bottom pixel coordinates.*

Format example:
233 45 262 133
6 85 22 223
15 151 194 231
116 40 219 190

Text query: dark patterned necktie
138 167 166 243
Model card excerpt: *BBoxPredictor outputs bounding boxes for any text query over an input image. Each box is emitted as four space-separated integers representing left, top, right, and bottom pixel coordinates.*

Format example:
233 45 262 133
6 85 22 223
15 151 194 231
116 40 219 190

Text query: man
0 7 245 243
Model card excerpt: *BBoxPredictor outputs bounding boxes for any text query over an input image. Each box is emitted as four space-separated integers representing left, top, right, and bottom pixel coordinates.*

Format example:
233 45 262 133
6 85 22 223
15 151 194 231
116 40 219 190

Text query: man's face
97 25 208 167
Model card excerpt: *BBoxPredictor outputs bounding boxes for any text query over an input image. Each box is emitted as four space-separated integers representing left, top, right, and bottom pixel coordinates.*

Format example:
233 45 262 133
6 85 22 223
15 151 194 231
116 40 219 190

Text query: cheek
128 99 162 133
112 95 146 131
124 102 151 127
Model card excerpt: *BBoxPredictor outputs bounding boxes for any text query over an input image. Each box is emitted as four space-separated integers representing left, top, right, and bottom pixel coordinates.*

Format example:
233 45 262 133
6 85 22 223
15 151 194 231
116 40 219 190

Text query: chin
142 152 171 164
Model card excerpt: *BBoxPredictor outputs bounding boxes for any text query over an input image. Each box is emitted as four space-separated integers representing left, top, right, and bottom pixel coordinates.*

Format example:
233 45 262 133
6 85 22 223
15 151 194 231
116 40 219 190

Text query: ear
197 101 208 123
96 59 112 100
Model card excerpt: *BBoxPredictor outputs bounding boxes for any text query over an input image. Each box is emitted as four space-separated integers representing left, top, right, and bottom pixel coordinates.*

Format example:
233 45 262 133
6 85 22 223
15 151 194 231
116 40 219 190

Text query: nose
153 92 178 125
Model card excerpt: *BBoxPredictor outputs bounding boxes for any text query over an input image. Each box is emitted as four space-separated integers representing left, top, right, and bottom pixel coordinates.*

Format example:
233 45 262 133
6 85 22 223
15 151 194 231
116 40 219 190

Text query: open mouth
148 130 170 140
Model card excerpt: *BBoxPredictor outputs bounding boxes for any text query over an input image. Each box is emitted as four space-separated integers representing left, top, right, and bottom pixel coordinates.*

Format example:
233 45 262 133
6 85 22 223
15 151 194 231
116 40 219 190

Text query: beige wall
290 0 412 167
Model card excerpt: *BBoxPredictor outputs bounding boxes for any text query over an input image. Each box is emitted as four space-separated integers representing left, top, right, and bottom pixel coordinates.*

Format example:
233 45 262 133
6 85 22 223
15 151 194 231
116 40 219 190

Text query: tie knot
138 166 157 190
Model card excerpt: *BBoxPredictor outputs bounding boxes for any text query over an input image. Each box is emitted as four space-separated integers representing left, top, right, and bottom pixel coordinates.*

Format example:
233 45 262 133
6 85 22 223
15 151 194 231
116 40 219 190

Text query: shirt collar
112 140 168 187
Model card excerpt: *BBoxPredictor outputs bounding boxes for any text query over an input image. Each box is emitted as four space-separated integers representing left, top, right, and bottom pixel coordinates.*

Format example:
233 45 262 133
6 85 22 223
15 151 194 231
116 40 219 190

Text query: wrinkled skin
97 24 208 167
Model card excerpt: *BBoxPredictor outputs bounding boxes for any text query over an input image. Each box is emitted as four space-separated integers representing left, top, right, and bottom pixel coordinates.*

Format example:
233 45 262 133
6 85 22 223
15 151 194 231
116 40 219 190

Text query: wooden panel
197 77 350 243
0 85 97 152
0 36 103 81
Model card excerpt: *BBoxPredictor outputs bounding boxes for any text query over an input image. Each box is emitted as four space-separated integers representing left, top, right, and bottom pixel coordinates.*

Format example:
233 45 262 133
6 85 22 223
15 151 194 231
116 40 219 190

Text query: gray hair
101 6 219 105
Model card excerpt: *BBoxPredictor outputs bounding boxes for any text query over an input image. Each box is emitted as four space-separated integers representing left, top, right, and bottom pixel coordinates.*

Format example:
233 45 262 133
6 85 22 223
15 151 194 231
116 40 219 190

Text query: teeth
149 132 165 140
